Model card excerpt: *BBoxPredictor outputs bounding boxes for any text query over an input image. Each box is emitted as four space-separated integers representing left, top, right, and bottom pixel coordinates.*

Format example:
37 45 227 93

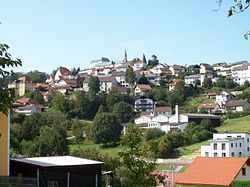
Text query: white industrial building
201 132 250 157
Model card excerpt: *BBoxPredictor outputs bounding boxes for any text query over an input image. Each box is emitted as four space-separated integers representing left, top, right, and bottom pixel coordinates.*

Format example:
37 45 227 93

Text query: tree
216 0 250 39
137 73 149 84
203 78 213 89
121 124 142 148
88 75 100 95
148 55 159 68
26 70 49 83
125 67 136 86
117 147 156 187
0 44 22 115
91 113 122 145
71 120 84 143
112 101 134 123
25 91 45 104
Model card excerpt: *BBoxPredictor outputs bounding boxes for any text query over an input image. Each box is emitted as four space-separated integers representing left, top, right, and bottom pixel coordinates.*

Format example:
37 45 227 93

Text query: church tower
124 50 128 63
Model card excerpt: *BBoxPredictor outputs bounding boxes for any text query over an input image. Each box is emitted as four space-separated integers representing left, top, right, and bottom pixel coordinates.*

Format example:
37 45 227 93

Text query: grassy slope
69 141 125 157
179 115 250 156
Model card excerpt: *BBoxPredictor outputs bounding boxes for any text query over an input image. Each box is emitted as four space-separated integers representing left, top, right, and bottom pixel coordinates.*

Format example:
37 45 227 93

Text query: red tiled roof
136 84 151 91
59 67 72 76
232 65 249 71
62 79 77 85
198 103 217 110
154 106 172 112
15 98 36 105
172 65 184 70
176 157 249 186
33 83 49 88
140 111 152 116
207 92 217 96
169 79 182 86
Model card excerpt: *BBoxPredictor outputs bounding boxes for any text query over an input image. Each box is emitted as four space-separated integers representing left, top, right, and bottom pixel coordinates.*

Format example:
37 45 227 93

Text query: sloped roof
198 103 217 110
225 100 249 107
99 76 116 82
111 71 126 76
136 84 151 90
154 106 172 112
61 79 77 85
58 67 72 76
177 157 249 186
169 79 182 86
207 92 217 96
15 98 36 105
232 64 249 71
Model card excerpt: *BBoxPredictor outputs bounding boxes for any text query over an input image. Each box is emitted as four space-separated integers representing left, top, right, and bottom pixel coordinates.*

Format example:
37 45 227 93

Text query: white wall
235 164 250 180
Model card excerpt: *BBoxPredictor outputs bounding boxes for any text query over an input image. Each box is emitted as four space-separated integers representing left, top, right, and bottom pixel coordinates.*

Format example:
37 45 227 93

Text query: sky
1 0 250 74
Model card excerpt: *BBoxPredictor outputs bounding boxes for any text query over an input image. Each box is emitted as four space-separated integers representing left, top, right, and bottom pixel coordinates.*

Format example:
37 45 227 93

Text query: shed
10 156 104 187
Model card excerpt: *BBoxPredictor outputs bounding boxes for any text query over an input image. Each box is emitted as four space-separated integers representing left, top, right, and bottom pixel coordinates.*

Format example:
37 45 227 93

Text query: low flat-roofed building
10 156 104 187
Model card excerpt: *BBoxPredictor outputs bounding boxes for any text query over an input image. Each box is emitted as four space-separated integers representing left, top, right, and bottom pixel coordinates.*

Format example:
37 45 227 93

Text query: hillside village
2 52 250 187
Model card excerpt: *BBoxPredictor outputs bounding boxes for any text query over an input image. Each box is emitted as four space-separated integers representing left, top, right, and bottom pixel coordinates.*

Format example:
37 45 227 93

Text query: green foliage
21 126 68 156
0 44 22 115
232 180 250 187
125 67 136 85
148 55 159 68
215 77 238 89
117 147 157 187
72 148 120 172
25 70 49 83
88 75 100 95
203 78 212 89
121 124 142 148
25 91 45 104
91 113 122 145
158 136 173 158
143 128 165 141
137 73 149 84
112 101 134 123
71 120 84 143
51 95 74 115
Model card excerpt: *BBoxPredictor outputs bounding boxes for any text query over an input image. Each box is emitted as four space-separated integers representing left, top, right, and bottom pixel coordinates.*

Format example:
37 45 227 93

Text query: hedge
232 180 250 187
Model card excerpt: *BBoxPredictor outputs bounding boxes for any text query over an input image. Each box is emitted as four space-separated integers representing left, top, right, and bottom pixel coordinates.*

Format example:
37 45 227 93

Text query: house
200 63 213 74
153 106 172 115
82 76 118 93
56 79 78 87
133 58 147 71
8 76 33 97
216 91 234 108
176 157 250 187
184 75 200 86
187 64 200 74
10 156 104 187
231 63 250 85
134 84 151 95
212 62 228 71
145 73 160 85
89 57 111 69
134 97 154 112
111 71 130 88
225 100 250 112
207 92 217 99
169 65 185 76
168 79 183 91
201 132 250 157
54 66 73 81
13 98 44 115
198 103 221 114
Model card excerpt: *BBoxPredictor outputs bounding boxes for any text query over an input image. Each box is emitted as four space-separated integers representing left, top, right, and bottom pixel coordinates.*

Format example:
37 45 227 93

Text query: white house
200 63 213 74
54 66 73 81
216 91 234 108
89 57 111 69
184 75 200 85
169 65 185 76
201 132 250 157
112 71 130 88
231 64 250 85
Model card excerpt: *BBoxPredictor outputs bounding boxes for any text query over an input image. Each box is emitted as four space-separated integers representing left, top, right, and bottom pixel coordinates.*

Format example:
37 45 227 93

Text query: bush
232 180 250 187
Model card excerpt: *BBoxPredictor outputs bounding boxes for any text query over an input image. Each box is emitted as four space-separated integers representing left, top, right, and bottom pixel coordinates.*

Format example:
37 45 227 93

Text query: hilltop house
111 71 130 88
134 97 155 112
8 76 33 97
200 63 213 74
169 65 185 76
201 132 250 157
198 103 221 114
54 66 73 81
169 79 183 91
184 75 200 86
216 91 234 108
176 157 250 187
232 63 250 85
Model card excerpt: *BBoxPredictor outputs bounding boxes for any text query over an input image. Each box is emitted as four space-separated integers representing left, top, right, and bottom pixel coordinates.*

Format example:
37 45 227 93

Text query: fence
0 176 37 187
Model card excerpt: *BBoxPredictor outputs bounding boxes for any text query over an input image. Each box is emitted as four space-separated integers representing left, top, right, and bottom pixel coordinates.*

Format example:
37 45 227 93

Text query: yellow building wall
0 112 9 176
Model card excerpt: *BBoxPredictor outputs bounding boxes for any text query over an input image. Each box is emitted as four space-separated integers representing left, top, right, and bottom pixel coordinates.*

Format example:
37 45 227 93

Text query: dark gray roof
225 100 249 107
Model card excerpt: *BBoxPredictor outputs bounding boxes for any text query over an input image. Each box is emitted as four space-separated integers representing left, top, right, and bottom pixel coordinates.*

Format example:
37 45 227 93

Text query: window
205 152 209 157
231 143 234 148
231 152 235 157
214 152 218 157
242 168 246 176
213 143 217 150
239 152 242 156
236 143 238 147
237 135 242 137
222 153 226 157
247 138 249 143
240 143 242 147
248 147 250 152
222 143 226 150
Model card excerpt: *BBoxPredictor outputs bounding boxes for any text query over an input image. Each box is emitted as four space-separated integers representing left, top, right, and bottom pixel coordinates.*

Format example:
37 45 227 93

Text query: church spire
124 49 127 63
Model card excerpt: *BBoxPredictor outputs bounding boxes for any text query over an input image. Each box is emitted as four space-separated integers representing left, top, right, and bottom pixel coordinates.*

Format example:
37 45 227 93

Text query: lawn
178 140 208 156
69 140 126 157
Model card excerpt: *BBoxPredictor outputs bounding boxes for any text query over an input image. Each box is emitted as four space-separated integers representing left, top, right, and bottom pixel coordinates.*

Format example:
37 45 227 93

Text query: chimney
175 104 179 123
